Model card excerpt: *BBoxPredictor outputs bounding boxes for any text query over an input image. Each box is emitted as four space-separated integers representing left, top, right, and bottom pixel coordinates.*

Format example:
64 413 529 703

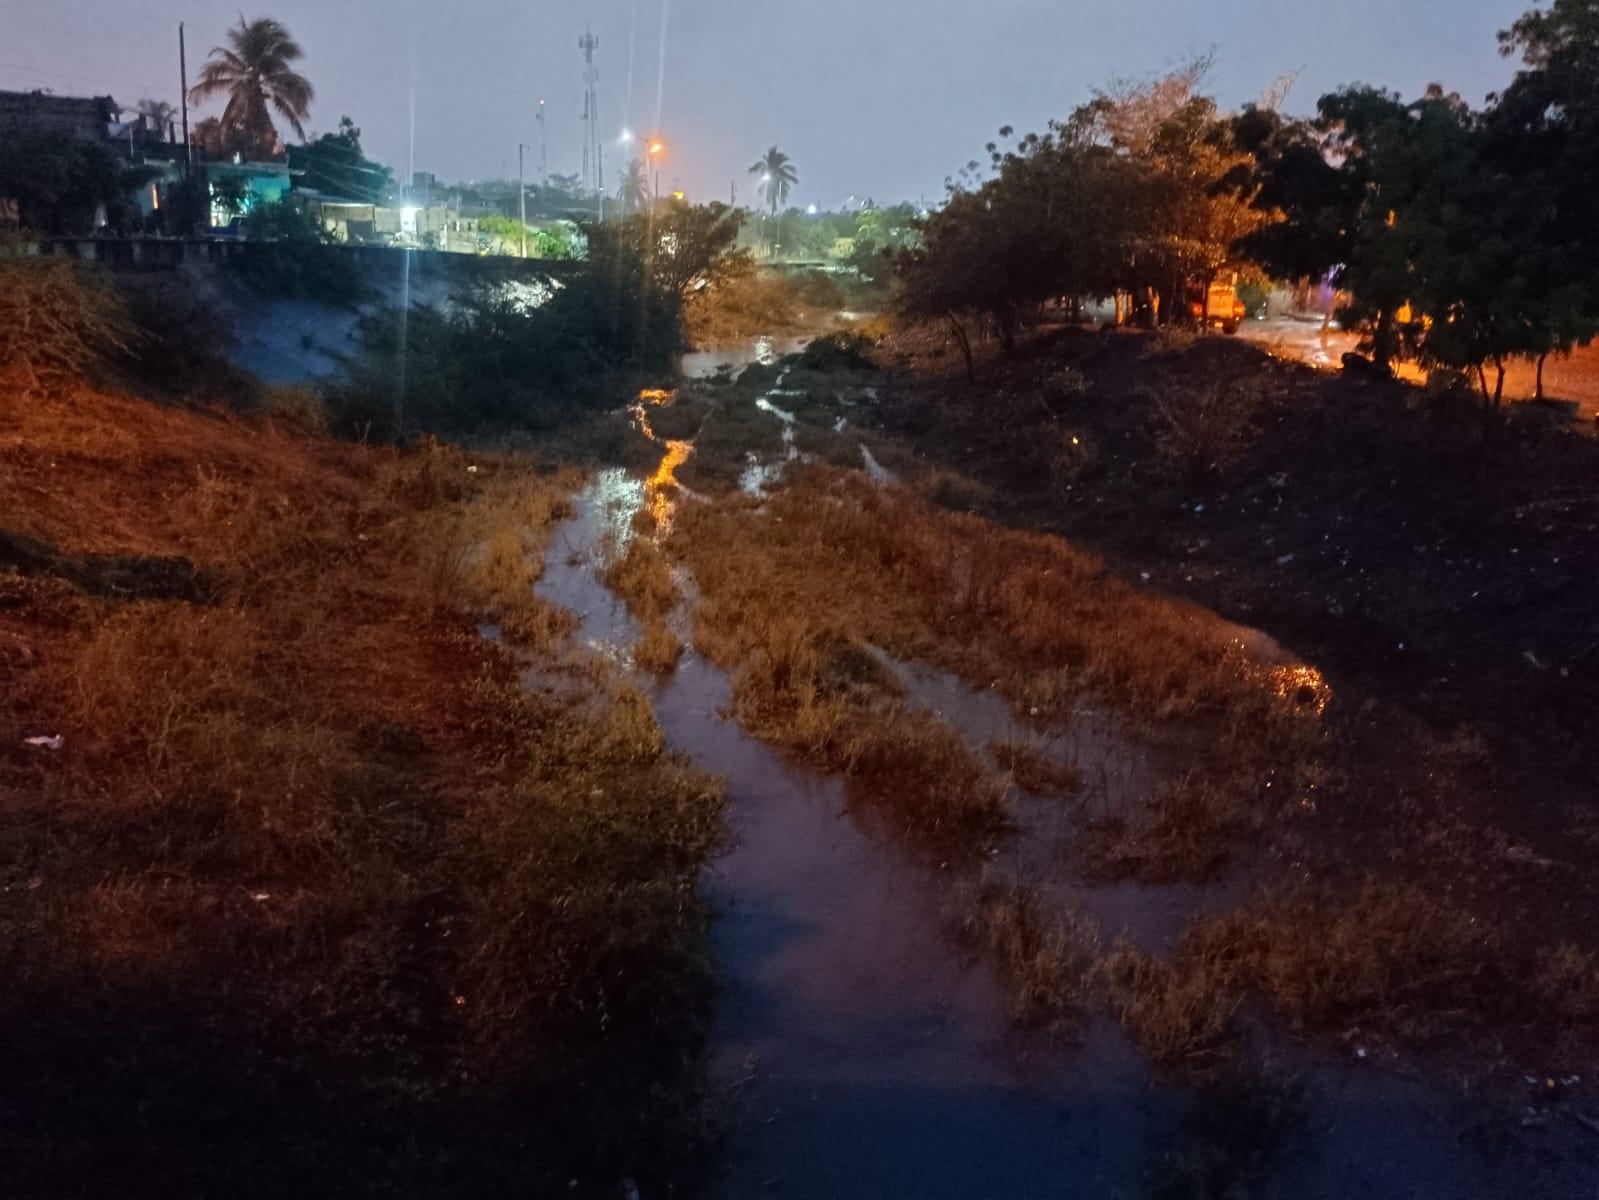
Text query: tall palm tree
748 146 797 216
187 16 314 162
617 158 649 214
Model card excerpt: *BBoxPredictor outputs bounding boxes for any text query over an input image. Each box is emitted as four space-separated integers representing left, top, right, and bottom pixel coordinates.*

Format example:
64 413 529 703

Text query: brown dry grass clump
1101 941 1239 1065
603 534 684 675
957 871 1099 1029
1108 877 1505 1056
671 465 1324 870
691 609 1011 841
0 377 723 1196
989 737 1083 798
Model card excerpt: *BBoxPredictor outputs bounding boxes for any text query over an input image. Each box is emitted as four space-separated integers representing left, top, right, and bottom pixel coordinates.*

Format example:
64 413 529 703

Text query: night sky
6 0 1535 206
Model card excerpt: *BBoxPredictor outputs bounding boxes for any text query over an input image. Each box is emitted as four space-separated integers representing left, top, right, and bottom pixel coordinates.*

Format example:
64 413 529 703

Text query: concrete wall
34 239 578 386
29 236 579 285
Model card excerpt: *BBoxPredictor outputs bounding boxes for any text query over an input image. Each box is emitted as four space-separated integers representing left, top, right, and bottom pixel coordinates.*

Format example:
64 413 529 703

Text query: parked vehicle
1191 274 1248 334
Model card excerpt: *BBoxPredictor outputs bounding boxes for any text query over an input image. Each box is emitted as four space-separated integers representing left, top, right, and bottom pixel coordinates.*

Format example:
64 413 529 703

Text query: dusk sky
7 1 1536 206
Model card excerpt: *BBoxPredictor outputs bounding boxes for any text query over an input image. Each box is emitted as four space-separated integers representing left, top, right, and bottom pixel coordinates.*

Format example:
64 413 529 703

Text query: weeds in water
1181 878 1500 1039
671 465 1325 869
957 871 1099 1029
1101 941 1239 1065
989 737 1083 798
1082 772 1258 883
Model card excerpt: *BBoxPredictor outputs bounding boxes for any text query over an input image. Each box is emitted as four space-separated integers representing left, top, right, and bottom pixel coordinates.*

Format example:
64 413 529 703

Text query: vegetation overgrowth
0 311 724 1196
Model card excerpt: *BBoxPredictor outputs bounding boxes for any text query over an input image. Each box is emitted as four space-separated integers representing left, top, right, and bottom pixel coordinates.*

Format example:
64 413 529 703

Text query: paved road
1238 317 1599 423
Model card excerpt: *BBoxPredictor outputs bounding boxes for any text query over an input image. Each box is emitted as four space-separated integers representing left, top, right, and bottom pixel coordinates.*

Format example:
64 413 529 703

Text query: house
0 89 120 142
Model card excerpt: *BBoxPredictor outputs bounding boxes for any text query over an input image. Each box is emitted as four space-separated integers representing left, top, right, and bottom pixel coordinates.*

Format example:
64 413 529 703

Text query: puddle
682 336 811 379
741 371 803 496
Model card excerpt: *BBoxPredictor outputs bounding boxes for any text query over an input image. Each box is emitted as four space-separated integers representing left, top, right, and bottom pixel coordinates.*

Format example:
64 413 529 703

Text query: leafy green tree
287 117 392 203
566 202 747 364
1228 105 1350 287
0 128 121 234
188 16 314 162
1483 0 1599 396
1314 86 1439 369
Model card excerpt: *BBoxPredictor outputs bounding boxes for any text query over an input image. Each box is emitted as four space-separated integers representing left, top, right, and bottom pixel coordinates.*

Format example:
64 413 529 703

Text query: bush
795 331 876 372
1151 377 1270 475
231 200 366 305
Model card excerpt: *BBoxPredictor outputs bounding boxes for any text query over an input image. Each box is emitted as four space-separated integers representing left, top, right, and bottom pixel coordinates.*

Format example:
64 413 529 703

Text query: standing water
528 350 1555 1198
536 450 1169 1200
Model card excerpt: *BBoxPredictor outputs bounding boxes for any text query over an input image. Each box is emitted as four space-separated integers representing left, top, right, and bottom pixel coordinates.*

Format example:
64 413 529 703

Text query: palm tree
617 158 649 214
135 99 176 138
748 146 797 216
187 16 314 162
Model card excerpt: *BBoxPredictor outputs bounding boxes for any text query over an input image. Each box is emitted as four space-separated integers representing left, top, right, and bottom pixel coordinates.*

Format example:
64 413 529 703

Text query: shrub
796 331 876 372
1151 377 1270 475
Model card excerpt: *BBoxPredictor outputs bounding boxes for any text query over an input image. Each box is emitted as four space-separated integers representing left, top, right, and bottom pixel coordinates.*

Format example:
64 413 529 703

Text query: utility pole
518 143 527 258
537 98 547 185
178 22 191 166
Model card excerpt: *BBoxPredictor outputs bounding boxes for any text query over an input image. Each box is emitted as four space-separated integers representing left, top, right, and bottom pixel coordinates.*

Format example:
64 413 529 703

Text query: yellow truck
1191 275 1248 335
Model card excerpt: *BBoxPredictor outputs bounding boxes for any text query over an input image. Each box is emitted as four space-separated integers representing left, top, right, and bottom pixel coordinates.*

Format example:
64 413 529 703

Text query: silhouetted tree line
897 0 1599 405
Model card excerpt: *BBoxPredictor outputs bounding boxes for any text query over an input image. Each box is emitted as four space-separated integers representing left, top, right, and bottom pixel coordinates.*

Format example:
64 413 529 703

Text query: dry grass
1181 878 1501 1039
1536 944 1599 1024
989 737 1083 798
0 376 723 1196
0 258 132 397
1151 376 1271 476
690 607 1012 841
671 465 1324 869
1082 771 1258 883
1101 940 1240 1065
957 871 1099 1029
603 535 677 623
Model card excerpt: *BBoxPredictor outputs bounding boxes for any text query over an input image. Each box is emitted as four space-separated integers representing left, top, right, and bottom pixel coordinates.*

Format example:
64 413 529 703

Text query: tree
0 128 121 234
566 202 747 364
1314 86 1438 370
135 99 176 139
287 117 392 203
1482 0 1599 396
749 146 797 216
1228 105 1350 289
617 158 649 214
187 16 314 162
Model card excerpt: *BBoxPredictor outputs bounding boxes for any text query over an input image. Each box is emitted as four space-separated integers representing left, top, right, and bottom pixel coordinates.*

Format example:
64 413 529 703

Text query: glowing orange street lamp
648 140 666 204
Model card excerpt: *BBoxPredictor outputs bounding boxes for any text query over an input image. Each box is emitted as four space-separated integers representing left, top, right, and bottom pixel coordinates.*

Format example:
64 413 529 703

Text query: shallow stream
524 344 1582 1198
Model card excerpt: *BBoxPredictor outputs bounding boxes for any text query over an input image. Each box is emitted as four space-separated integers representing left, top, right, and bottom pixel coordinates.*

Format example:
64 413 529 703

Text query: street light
648 139 665 206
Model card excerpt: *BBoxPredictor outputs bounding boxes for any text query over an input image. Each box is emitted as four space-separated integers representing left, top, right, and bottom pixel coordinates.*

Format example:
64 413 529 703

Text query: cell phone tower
579 28 602 196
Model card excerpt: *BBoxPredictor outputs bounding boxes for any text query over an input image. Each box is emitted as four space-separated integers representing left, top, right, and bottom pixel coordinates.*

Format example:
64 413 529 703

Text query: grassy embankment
0 260 723 1197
